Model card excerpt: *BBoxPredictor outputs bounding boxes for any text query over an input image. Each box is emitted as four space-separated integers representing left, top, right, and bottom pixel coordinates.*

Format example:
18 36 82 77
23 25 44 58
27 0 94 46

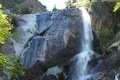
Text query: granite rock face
20 8 83 69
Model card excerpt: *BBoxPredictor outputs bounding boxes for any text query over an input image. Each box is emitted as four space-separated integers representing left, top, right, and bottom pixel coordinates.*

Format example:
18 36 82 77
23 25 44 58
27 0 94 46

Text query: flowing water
71 7 94 80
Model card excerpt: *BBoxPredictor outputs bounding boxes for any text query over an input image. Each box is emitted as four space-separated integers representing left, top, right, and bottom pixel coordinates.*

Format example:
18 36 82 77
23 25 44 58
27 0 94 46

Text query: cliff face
0 0 47 14
91 2 120 32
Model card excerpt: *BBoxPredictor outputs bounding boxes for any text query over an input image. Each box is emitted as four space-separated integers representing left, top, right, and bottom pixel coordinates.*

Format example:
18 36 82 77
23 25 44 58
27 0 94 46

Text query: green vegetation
72 0 91 8
0 53 25 79
0 4 25 79
113 2 120 12
0 4 13 44
65 0 91 8
98 27 115 44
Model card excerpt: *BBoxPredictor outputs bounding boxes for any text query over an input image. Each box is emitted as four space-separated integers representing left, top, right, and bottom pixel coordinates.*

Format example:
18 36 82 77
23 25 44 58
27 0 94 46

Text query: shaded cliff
0 0 47 14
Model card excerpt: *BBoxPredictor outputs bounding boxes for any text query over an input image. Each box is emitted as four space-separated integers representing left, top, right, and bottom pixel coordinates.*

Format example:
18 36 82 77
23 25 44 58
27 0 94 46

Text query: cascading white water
72 7 94 80
115 73 119 80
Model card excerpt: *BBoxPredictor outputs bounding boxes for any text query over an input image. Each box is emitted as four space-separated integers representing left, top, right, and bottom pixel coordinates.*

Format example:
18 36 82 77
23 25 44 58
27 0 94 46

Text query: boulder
0 39 15 57
21 8 83 69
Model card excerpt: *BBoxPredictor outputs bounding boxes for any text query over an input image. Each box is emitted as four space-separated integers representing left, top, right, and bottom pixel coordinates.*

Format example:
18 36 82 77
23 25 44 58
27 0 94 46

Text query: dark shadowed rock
0 0 47 14
42 75 57 80
0 70 9 80
0 39 15 56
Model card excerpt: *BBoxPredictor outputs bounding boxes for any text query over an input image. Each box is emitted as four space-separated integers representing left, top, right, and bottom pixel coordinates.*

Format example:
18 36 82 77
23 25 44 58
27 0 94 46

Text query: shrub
113 2 120 12
0 4 13 44
0 53 25 79
99 27 115 44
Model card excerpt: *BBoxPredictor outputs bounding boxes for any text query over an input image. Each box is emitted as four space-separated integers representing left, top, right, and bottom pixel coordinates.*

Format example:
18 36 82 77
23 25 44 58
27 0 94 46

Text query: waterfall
71 7 94 80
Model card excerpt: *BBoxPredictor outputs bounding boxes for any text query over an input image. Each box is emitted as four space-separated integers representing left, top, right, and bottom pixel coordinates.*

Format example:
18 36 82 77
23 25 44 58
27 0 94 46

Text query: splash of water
115 73 119 80
71 7 94 80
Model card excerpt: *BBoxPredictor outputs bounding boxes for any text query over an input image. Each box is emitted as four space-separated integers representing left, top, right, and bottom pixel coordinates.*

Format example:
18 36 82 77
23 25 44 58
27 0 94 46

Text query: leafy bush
99 27 115 44
0 4 25 79
0 53 25 79
74 0 91 8
0 4 13 44
65 0 91 8
113 2 120 12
